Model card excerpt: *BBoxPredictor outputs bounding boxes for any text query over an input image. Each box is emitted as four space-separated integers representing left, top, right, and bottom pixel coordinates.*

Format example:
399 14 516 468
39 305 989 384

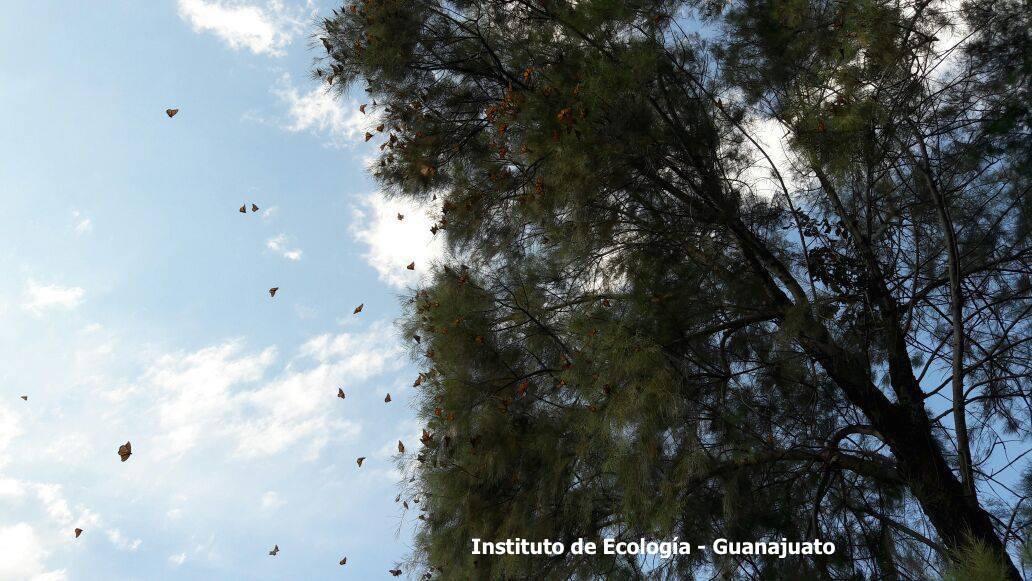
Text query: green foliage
944 539 1012 581
318 0 1029 578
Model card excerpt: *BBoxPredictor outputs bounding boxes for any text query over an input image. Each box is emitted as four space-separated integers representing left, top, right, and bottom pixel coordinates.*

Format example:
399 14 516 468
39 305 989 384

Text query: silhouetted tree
319 0 1029 578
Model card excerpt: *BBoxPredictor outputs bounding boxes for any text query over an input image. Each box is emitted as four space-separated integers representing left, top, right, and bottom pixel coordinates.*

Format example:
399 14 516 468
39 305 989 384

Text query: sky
0 1 444 579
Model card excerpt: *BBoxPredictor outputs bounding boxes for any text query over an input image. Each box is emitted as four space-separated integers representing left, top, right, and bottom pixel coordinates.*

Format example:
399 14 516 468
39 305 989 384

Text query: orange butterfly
166 108 179 118
269 287 279 298
118 441 132 462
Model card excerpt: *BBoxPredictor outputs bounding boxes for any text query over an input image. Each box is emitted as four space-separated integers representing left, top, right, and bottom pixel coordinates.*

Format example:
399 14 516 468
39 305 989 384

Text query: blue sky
0 1 442 578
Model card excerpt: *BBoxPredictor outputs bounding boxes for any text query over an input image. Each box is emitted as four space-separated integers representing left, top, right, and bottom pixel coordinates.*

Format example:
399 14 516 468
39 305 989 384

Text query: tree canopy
318 0 1030 578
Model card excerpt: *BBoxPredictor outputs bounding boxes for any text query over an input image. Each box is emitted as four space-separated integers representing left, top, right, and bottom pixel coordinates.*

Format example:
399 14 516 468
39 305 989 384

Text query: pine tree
318 0 1029 578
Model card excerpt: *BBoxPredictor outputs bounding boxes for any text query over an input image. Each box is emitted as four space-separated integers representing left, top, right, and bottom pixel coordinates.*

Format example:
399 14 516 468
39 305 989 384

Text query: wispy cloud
273 74 366 147
168 552 187 567
137 325 401 462
21 280 85 315
71 210 92 235
0 523 66 581
177 0 308 57
260 490 284 511
266 233 303 261
350 193 446 289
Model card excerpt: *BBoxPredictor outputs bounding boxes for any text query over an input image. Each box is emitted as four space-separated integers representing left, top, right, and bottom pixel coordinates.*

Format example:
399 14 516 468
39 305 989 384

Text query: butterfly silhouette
390 569 403 576
20 396 27 401
398 440 405 453
239 205 247 213
251 203 259 212
269 544 279 556
74 528 83 538
337 388 346 399
385 393 392 403
166 109 179 118
340 557 348 565
397 213 404 220
269 287 279 298
356 457 366 467
353 304 364 314
406 262 415 270
118 441 132 462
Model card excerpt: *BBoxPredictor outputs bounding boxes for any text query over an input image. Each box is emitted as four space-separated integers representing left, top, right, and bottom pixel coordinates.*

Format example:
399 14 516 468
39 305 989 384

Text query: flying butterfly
384 393 392 403
406 262 415 270
364 132 373 142
20 396 27 401
356 456 366 467
166 108 179 118
251 203 259 212
118 441 132 462
269 287 279 298
390 569 403 576
340 557 347 566
269 544 280 556
337 388 346 400
74 528 83 538
360 104 367 114
397 213 404 220
239 205 247 213
397 440 405 454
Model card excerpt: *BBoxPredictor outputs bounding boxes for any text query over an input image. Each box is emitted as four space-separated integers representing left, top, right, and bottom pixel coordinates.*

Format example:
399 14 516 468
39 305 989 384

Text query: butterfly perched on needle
166 108 179 118
118 441 132 462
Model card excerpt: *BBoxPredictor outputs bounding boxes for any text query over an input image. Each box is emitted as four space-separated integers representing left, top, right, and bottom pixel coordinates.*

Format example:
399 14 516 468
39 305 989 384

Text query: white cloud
260 490 284 511
350 193 447 289
71 210 92 235
266 234 303 261
176 0 307 57
0 405 22 469
741 116 796 201
0 524 66 581
169 552 187 567
139 325 400 461
274 74 366 146
106 528 142 552
21 280 85 315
